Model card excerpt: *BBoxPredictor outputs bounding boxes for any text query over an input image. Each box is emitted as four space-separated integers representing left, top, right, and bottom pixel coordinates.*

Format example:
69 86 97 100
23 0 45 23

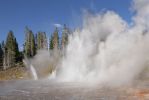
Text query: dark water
0 80 148 100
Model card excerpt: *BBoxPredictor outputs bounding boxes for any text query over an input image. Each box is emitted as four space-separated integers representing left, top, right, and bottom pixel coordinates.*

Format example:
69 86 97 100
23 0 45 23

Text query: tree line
0 24 71 70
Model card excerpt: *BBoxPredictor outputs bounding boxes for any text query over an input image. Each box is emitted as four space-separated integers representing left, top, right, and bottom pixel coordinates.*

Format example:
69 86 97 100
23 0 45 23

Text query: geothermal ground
0 79 149 100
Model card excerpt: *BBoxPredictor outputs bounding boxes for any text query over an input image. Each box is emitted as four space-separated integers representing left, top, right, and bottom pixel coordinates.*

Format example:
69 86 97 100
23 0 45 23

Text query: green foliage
49 25 71 50
0 24 71 71
52 27 59 49
50 35 54 50
0 44 3 68
5 31 17 52
36 32 47 49
30 32 36 56
0 44 3 58
1 41 5 49
3 31 19 69
61 24 69 49
24 27 36 57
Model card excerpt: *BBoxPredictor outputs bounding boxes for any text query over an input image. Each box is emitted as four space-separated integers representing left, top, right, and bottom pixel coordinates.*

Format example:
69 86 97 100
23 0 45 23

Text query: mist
24 49 61 79
25 0 149 87
56 0 149 86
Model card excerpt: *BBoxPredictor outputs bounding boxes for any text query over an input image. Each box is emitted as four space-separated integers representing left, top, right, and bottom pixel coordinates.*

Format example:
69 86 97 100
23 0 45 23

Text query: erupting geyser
30 65 38 80
23 59 38 80
56 0 149 86
24 0 149 87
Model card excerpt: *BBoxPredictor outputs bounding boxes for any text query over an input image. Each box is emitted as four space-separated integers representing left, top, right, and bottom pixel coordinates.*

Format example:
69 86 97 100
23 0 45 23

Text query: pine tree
24 27 30 57
30 32 36 56
37 32 47 49
1 41 5 49
24 27 36 57
52 27 59 50
43 32 47 49
3 31 19 69
61 24 70 49
0 44 3 69
49 35 54 50
14 38 20 62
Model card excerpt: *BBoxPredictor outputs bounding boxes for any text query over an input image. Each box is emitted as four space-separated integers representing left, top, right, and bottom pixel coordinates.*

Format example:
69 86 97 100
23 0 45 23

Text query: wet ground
0 80 149 100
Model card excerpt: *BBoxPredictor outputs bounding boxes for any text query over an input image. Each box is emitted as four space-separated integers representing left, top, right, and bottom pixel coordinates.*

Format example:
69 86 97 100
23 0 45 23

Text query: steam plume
25 0 149 87
56 0 149 86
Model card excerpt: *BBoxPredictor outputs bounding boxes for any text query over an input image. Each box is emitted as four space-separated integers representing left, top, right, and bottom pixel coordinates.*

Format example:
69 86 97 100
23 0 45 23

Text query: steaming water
30 65 38 80
23 59 38 80
22 0 149 87
48 70 56 79
55 0 149 86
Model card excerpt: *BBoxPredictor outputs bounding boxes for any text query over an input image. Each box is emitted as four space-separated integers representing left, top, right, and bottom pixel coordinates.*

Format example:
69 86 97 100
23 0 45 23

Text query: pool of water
0 80 149 100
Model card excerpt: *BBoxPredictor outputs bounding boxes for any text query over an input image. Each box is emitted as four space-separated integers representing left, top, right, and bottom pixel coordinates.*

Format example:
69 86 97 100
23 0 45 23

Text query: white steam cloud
25 0 149 87
25 50 61 79
55 0 149 86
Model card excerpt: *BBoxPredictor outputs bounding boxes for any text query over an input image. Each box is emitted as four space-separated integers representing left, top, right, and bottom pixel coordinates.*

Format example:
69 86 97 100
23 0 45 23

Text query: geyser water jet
23 59 38 80
48 70 56 79
30 65 38 80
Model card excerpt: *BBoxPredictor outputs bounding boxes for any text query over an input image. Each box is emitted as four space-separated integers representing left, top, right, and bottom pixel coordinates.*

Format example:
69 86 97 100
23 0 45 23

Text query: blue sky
0 0 132 49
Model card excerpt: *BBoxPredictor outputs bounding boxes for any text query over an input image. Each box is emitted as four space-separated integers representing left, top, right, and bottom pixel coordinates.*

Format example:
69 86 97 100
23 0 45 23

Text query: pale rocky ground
0 67 29 80
0 79 149 100
0 67 149 100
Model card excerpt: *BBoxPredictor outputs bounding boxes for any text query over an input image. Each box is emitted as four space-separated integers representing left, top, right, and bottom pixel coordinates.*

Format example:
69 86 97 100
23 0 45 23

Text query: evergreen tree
49 34 54 50
30 32 36 56
3 31 19 69
24 27 36 57
24 27 30 57
0 44 3 69
35 33 38 49
14 38 20 62
37 32 47 49
52 27 59 49
1 41 5 49
61 24 70 49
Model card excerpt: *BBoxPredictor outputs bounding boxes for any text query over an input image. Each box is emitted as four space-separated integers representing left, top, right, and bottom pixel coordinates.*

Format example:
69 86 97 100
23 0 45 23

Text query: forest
0 25 71 79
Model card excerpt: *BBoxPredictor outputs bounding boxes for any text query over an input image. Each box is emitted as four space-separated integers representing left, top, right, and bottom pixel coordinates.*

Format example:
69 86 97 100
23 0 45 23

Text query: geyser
30 65 38 80
56 0 149 86
24 0 149 87
23 58 38 80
